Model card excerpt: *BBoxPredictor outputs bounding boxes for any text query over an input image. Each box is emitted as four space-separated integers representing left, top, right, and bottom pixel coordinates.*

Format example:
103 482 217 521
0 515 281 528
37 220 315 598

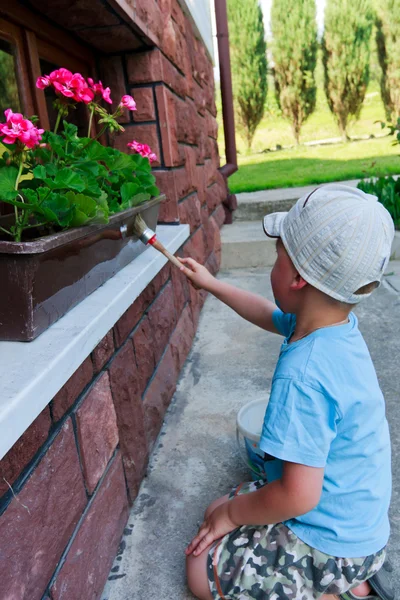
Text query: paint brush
120 214 199 288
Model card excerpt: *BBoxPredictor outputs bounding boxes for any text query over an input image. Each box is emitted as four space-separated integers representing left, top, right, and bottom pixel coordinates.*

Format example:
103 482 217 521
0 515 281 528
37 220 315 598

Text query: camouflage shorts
207 481 386 600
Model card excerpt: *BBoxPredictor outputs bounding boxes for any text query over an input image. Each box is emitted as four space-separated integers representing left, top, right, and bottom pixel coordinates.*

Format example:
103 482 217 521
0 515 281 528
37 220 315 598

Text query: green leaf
0 166 19 200
121 182 140 205
62 121 79 141
65 191 108 226
33 165 47 180
129 192 151 207
107 153 135 172
53 168 86 192
85 140 110 163
34 192 75 227
145 185 160 197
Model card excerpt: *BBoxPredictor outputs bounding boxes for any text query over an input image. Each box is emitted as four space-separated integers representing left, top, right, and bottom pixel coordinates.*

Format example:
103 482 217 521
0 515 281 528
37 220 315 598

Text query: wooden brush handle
152 239 200 290
152 239 182 269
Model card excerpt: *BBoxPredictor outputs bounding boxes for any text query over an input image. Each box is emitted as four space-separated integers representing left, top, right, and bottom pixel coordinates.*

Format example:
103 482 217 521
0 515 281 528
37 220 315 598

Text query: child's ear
289 272 308 291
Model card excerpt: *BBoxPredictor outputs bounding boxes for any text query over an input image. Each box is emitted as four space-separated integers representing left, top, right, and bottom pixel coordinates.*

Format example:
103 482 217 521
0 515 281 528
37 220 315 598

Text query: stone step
221 221 276 269
221 221 400 270
233 179 363 221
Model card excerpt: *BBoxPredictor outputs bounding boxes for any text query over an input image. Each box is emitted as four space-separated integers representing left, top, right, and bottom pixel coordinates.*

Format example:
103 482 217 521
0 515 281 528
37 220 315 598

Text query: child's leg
186 547 213 600
186 494 230 599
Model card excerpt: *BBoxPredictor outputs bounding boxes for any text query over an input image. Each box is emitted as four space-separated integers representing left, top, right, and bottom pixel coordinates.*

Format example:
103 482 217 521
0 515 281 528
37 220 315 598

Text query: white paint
0 224 190 461
179 0 214 60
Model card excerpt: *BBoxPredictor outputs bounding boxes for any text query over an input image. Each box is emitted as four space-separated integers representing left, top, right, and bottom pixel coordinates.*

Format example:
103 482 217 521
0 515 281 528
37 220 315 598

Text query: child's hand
177 257 216 292
185 503 238 557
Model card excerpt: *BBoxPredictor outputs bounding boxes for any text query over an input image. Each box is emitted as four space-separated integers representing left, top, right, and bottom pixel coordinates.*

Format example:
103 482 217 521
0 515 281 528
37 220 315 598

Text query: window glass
0 38 21 115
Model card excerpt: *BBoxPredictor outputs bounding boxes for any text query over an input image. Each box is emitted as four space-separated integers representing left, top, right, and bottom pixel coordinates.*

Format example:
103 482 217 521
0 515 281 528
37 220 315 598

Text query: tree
322 0 374 142
375 0 400 123
270 0 318 145
228 0 267 150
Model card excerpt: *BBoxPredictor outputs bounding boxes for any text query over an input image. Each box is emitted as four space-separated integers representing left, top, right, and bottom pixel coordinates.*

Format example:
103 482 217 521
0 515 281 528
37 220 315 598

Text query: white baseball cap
263 184 395 304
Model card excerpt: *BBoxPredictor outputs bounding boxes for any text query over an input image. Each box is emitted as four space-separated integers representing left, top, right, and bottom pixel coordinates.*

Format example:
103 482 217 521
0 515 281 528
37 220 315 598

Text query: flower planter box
0 195 164 341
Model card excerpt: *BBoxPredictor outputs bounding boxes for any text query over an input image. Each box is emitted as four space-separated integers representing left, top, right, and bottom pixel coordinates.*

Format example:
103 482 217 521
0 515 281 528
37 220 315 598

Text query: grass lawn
228 136 400 193
217 54 400 192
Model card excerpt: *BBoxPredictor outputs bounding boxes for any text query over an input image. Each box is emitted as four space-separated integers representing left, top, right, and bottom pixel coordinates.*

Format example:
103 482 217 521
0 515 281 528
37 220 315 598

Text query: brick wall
0 1 230 598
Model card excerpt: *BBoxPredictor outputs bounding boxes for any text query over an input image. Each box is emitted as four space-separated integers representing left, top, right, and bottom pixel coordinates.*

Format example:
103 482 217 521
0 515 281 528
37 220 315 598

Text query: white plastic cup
236 397 269 479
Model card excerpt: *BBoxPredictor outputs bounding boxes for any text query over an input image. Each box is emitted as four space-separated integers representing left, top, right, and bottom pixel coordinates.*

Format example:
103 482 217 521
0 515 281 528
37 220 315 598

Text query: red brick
155 85 183 167
114 124 161 167
27 0 120 29
187 282 201 330
136 0 163 41
171 252 190 314
161 16 186 73
132 316 156 396
175 145 198 200
51 454 129 600
210 137 221 170
143 346 178 449
176 98 200 146
99 55 130 123
109 343 148 500
52 357 93 421
201 205 214 259
92 330 115 373
205 251 219 276
76 25 143 53
132 87 156 122
0 420 87 599
196 126 208 165
210 216 222 264
178 194 202 233
155 170 179 222
147 281 177 364
0 407 51 497
204 158 218 187
169 305 195 373
213 203 226 228
127 50 187 98
114 295 144 347
185 226 208 265
76 373 119 494
149 262 171 299
196 164 207 205
193 81 207 116
171 0 186 33
205 110 218 139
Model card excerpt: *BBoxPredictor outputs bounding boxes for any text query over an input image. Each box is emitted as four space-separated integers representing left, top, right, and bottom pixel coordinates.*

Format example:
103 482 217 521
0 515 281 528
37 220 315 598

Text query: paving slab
234 176 400 222
101 265 400 600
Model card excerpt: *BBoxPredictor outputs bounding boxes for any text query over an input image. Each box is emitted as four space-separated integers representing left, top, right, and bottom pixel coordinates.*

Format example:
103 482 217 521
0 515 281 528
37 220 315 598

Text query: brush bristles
133 213 147 236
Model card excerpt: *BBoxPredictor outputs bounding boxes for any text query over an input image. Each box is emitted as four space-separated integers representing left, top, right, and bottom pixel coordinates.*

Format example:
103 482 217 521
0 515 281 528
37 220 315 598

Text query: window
0 39 21 114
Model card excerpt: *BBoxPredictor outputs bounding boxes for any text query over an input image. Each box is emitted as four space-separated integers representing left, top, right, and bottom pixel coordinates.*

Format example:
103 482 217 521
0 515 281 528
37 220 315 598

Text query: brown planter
0 195 165 341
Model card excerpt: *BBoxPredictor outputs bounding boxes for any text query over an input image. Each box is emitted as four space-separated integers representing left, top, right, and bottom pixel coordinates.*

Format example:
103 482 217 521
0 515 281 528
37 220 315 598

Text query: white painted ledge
0 224 190 461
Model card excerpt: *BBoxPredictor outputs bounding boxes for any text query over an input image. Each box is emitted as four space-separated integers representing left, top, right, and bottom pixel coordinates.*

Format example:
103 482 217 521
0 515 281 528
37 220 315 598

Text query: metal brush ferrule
140 227 156 244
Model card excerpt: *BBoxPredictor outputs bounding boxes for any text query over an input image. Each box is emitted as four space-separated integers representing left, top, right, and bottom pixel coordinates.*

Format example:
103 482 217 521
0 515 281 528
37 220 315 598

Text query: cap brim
263 212 287 238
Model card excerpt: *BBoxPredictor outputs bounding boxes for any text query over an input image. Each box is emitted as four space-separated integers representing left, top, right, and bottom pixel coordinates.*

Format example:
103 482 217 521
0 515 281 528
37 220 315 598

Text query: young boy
178 184 394 600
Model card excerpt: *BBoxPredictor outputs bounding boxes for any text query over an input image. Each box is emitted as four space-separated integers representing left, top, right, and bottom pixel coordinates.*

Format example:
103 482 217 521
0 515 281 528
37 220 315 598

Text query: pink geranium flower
120 95 137 111
36 76 50 90
0 109 44 149
87 78 113 104
127 140 157 163
37 68 94 104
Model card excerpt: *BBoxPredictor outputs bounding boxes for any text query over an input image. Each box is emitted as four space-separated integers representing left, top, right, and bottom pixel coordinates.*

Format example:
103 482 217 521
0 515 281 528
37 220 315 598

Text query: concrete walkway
101 261 400 600
234 177 400 221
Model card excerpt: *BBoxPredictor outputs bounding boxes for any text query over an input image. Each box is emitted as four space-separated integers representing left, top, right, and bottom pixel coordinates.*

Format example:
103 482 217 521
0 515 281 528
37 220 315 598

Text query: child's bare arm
178 257 279 333
186 462 324 556
228 462 324 526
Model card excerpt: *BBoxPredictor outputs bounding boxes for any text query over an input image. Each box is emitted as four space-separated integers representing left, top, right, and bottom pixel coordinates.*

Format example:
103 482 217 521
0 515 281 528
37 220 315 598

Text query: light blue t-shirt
259 309 391 558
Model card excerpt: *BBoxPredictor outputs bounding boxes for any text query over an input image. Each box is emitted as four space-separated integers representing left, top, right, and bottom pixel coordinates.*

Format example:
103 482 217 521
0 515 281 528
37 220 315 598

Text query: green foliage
271 0 318 145
375 0 400 122
0 121 159 241
358 176 400 228
228 0 267 150
322 0 374 141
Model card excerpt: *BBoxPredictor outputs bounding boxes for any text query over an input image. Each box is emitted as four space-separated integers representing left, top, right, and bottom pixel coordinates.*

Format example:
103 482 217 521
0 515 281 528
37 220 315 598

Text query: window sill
0 224 190 460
